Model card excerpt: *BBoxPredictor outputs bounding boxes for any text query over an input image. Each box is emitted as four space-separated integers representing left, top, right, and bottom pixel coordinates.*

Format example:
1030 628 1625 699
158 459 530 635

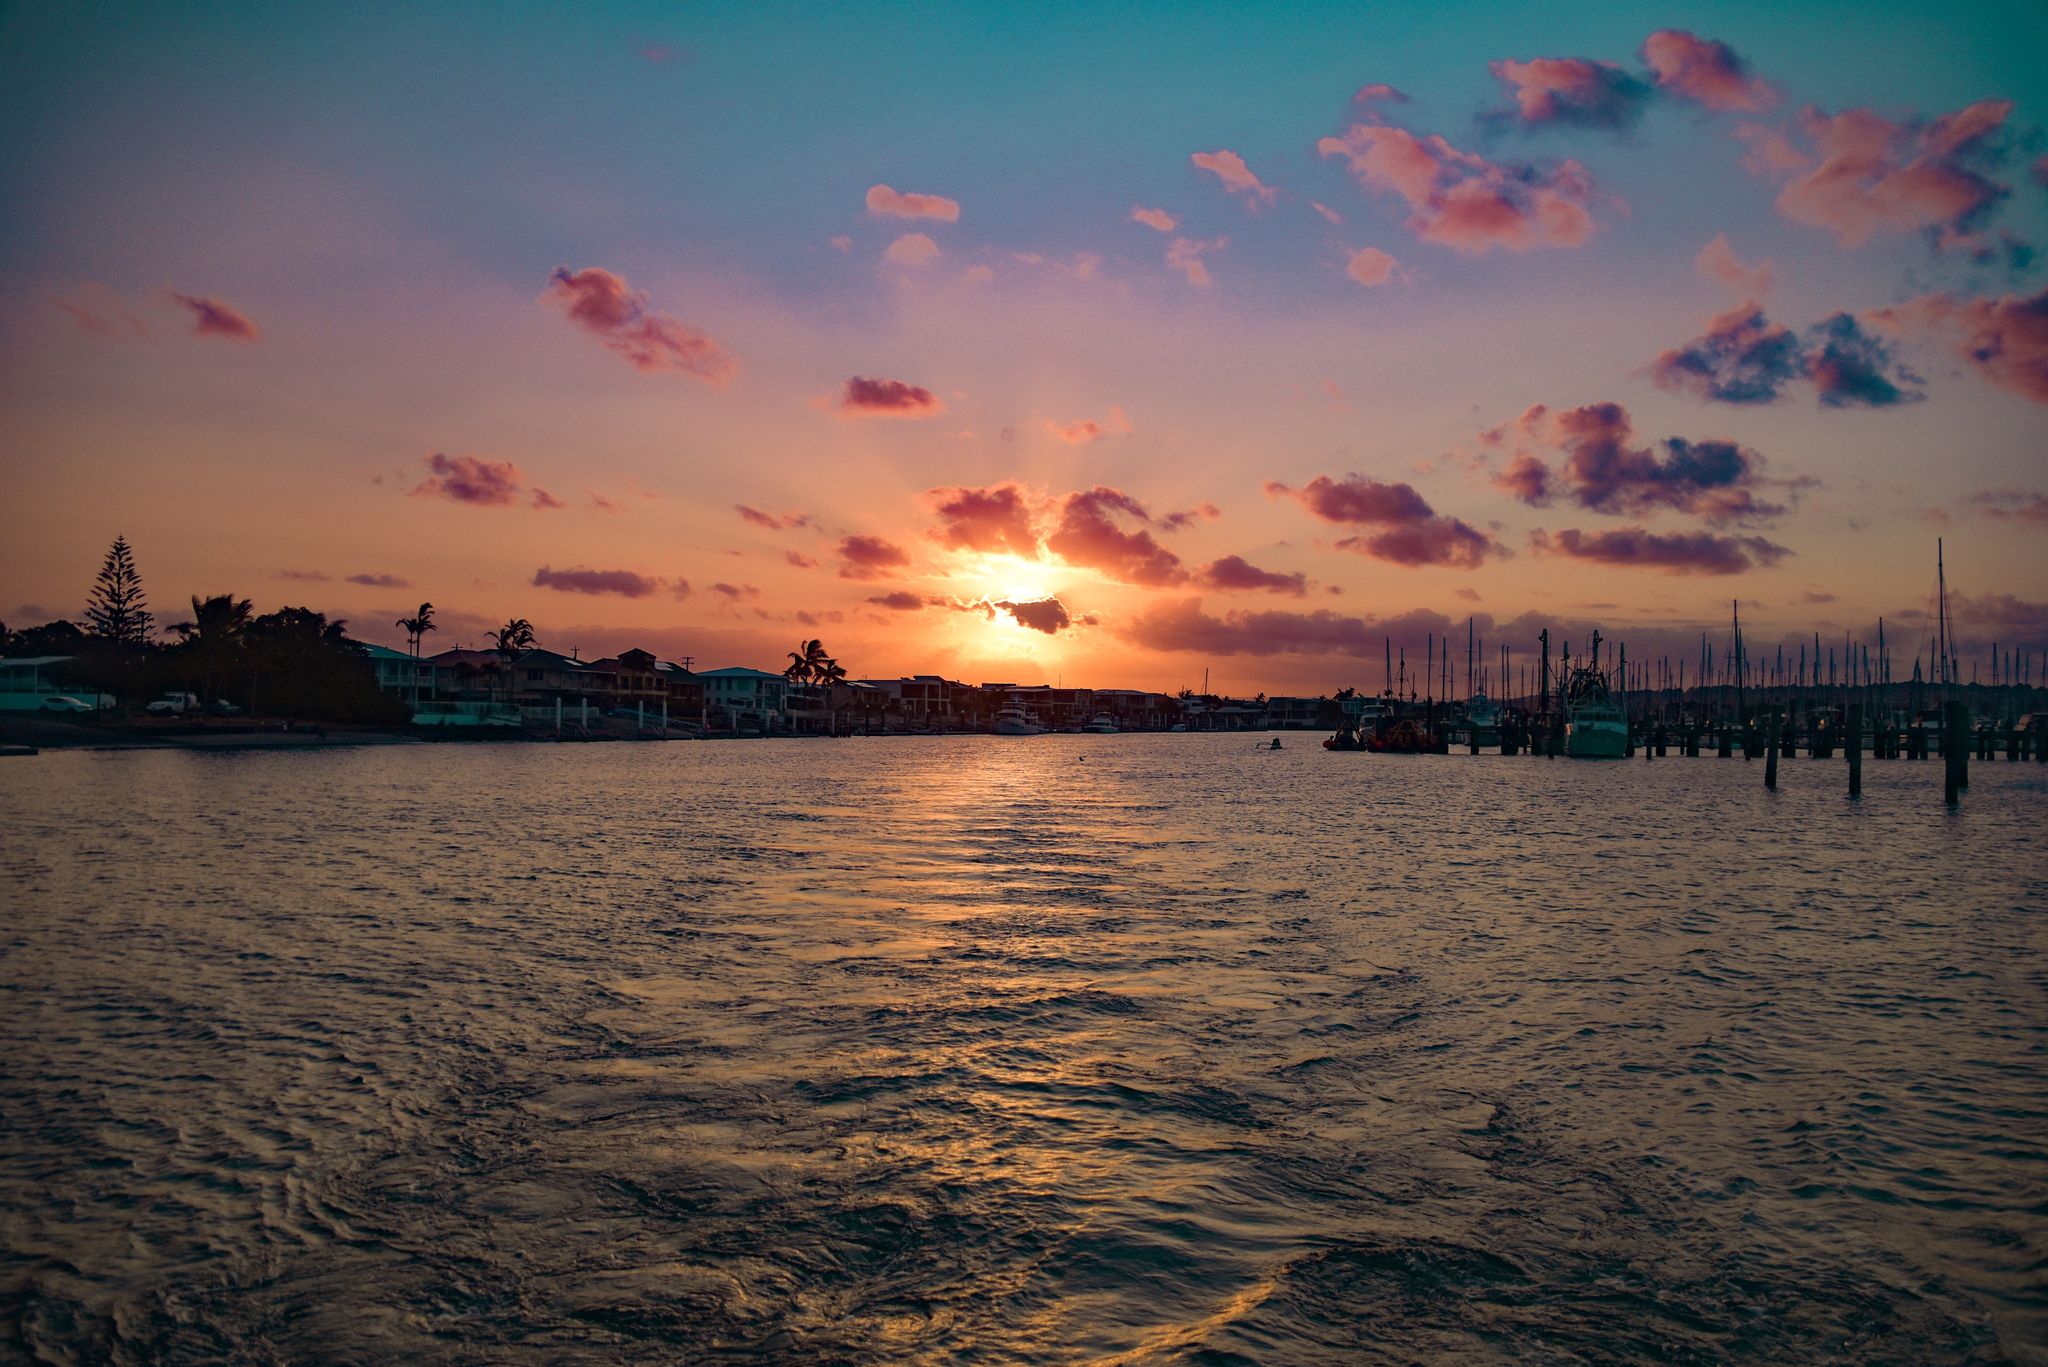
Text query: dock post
555 696 562 737
1765 708 1779 789
1956 701 1971 791
1944 700 1965 802
2007 722 2019 761
1847 702 1862 798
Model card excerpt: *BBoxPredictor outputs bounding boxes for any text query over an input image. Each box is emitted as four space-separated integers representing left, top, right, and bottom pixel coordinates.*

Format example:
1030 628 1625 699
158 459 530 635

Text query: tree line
1 536 405 724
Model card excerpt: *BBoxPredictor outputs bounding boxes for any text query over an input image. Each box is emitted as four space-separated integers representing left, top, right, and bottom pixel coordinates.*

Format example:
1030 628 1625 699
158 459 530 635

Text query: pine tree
84 535 152 647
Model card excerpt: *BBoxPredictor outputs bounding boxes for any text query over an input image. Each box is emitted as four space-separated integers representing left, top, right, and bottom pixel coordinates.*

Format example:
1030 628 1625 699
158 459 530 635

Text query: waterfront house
700 666 788 732
0 656 106 711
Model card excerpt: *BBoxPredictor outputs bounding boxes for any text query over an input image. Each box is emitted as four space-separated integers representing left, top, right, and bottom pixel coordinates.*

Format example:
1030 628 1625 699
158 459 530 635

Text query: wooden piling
1764 707 1779 790
1944 700 1966 802
1847 702 1862 798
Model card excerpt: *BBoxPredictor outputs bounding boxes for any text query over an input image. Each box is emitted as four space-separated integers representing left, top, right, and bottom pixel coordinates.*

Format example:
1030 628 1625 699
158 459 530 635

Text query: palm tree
396 602 436 711
815 655 848 734
171 593 253 701
784 638 828 683
488 618 536 710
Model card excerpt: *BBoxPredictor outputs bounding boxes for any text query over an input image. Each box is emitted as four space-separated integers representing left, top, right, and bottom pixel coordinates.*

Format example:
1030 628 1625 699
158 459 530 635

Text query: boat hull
1565 722 1627 758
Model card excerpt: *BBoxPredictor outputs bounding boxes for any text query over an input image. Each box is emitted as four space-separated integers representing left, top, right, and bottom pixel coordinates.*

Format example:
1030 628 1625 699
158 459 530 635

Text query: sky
2 1 2045 694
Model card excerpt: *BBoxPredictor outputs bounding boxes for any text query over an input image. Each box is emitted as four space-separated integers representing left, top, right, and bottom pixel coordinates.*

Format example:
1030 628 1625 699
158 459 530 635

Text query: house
362 643 433 698
853 674 962 729
699 666 788 731
0 656 102 711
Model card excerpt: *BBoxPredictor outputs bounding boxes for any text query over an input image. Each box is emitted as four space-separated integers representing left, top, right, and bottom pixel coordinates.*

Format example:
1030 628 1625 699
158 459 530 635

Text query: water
2 736 2044 1365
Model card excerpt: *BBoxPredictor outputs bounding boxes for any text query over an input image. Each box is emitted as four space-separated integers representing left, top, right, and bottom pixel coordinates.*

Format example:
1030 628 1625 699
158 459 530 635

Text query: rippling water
2 737 2044 1364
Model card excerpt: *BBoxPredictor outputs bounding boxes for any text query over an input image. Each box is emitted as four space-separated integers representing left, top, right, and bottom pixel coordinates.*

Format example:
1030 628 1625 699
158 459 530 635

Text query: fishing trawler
1563 642 1627 758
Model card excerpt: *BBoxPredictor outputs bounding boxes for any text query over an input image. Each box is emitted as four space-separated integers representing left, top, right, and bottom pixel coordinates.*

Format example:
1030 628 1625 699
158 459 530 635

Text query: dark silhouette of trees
170 594 253 701
784 638 831 682
239 607 401 722
84 536 152 647
397 602 436 709
488 618 536 708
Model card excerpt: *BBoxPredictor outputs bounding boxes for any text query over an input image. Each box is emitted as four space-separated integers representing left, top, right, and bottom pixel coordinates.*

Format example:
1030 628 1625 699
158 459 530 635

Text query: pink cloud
1190 150 1277 206
1493 453 1553 505
1160 502 1222 531
885 232 941 266
1969 489 2048 527
533 566 664 597
867 591 929 611
545 266 736 382
411 452 529 508
1197 555 1307 596
866 184 960 221
1046 487 1188 586
737 504 813 531
1695 233 1775 297
1345 246 1399 287
1318 114 1601 254
169 292 260 342
277 569 329 582
1642 30 1775 113
839 376 944 418
1489 56 1651 129
837 534 912 580
1756 100 2014 247
1312 201 1344 225
1874 286 2048 404
1532 527 1790 574
710 582 759 600
1266 474 1499 568
927 483 1041 557
1354 83 1407 105
51 294 146 338
1045 405 1132 445
785 550 820 570
530 488 565 510
1166 235 1224 286
1130 207 1178 232
344 572 410 588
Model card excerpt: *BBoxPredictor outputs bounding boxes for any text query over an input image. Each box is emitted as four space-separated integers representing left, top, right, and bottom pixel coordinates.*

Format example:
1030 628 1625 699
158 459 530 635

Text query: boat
993 703 1044 736
1461 690 1500 746
1365 718 1440 753
1563 658 1627 758
1080 712 1120 734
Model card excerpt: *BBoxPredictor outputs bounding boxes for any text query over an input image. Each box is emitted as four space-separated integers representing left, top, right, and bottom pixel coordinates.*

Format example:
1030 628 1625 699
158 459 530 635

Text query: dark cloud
1268 473 1499 568
411 452 528 508
169 292 260 342
837 534 913 580
1532 527 1791 574
345 573 411 588
1651 305 1923 407
1197 555 1307 596
839 376 944 417
533 566 664 597
1485 403 1785 526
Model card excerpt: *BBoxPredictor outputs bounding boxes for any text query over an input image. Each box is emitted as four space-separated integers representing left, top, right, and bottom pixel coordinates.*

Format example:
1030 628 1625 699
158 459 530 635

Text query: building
0 656 103 711
700 666 788 731
361 643 433 699
855 675 963 729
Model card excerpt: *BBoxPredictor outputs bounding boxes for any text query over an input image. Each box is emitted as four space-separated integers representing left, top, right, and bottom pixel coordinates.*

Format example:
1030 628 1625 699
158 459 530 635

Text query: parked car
144 692 201 716
40 695 96 714
205 698 243 717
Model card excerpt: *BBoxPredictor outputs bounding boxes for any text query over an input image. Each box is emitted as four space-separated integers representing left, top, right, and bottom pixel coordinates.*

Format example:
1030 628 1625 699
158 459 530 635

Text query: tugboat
1564 633 1627 759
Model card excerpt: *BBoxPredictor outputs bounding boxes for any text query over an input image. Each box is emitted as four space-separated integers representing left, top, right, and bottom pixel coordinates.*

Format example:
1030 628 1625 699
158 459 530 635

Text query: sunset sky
3 3 2044 693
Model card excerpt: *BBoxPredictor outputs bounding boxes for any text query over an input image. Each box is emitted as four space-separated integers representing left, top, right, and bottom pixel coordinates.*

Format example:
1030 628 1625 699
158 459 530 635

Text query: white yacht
993 703 1044 735
1080 712 1119 734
